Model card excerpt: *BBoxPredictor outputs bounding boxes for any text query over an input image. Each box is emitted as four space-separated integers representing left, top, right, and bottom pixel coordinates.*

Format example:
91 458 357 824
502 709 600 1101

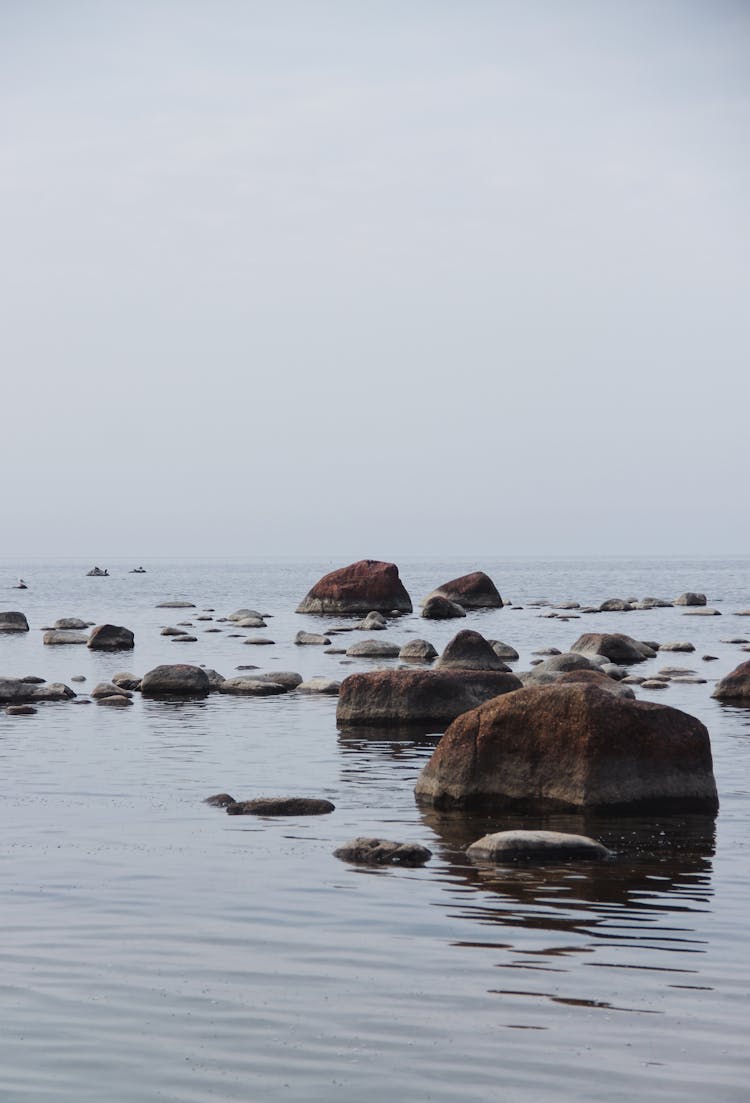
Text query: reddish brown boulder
296 560 412 615
425 570 502 609
336 668 522 727
414 682 718 813
712 660 750 703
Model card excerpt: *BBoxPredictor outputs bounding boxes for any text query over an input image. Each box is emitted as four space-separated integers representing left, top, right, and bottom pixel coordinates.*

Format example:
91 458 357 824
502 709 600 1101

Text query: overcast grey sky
2 1 748 557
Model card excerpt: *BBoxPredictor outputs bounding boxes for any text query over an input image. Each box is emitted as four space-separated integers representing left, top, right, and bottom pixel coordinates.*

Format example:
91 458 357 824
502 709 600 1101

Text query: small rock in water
6 704 37 716
721 638 749 645
467 830 613 862
91 682 133 699
172 635 198 643
641 679 669 689
0 612 30 632
297 677 341 695
532 647 562 656
346 639 400 658
236 664 259 670
97 694 133 707
161 626 187 636
683 609 721 616
235 616 267 628
112 672 141 690
43 630 88 646
421 595 466 620
70 675 86 683
489 641 520 661
357 611 387 631
702 655 719 662
295 631 331 646
251 671 303 689
218 678 287 696
54 617 89 630
88 624 135 651
658 642 696 653
243 638 275 646
204 792 237 807
226 797 335 816
674 592 707 606
334 838 432 866
399 639 438 663
156 600 196 609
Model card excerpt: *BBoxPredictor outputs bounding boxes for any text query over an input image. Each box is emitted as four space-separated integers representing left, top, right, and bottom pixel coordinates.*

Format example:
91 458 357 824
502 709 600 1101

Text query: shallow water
0 556 748 1102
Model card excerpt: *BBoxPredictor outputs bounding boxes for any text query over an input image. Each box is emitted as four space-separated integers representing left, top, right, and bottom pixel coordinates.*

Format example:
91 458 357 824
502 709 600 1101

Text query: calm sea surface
0 556 748 1102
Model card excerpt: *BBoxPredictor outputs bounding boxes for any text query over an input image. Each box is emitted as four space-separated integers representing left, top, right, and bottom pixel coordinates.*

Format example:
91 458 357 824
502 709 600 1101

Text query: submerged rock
204 793 237 807
334 838 432 866
296 560 412 615
156 600 196 609
226 797 335 816
414 682 718 813
467 830 613 862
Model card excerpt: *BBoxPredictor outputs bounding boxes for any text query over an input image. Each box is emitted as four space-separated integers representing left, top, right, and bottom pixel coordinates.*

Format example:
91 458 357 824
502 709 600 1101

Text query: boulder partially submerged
141 664 210 697
414 682 718 813
336 668 522 727
435 630 509 672
424 571 502 609
334 838 432 866
421 595 466 620
0 611 29 632
296 560 412 615
570 632 656 665
0 678 76 704
226 797 335 816
467 830 613 862
88 624 135 651
712 660 750 703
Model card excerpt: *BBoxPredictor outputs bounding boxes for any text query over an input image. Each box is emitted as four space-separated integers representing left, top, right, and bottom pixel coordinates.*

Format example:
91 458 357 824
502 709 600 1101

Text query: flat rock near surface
43 630 88 645
414 682 718 813
156 601 196 609
334 838 432 866
218 678 287 696
0 679 75 704
225 797 335 816
659 642 696 652
336 668 522 727
683 608 722 616
297 677 341 695
467 830 613 862
296 559 412 615
399 639 438 663
345 639 400 658
295 631 331 645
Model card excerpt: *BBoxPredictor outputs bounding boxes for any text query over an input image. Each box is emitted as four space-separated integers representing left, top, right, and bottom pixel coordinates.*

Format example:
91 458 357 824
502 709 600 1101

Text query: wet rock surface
334 838 432 866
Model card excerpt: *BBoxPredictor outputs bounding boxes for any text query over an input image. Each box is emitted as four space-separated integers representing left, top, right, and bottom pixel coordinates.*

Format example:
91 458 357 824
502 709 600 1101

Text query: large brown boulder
712 660 750 703
435 630 509 671
424 570 502 609
87 624 135 650
336 668 522 727
570 632 655 664
296 560 412 615
414 682 718 813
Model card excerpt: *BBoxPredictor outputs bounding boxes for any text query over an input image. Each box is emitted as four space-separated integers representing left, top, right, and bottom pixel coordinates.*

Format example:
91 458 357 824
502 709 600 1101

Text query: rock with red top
296 560 412 615
414 681 718 813
424 570 502 609
336 667 522 728
712 660 750 703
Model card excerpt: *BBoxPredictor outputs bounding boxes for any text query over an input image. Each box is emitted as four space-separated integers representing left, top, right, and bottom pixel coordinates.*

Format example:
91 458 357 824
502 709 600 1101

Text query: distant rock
0 611 29 632
421 595 466 620
112 672 141 691
156 600 196 609
467 830 613 862
43 630 88 645
218 678 288 696
702 655 719 662
336 668 522 727
91 682 133 700
683 608 722 616
88 624 135 651
204 793 236 807
399 639 438 663
632 597 673 609
97 694 133 707
297 677 341 695
141 665 210 697
53 617 89 630
641 680 669 689
234 616 267 628
435 629 509 672
345 639 400 658
712 660 750 703
357 611 387 631
674 592 707 606
225 797 335 816
489 641 519 661
86 567 108 577
414 682 718 812
296 560 412 615
295 631 331 646
570 633 656 664
161 626 188 636
251 671 303 689
423 571 502 609
658 642 696 652
6 704 37 716
0 679 75 704
242 638 275 646
599 598 633 612
334 838 432 866
228 608 266 622
171 635 198 642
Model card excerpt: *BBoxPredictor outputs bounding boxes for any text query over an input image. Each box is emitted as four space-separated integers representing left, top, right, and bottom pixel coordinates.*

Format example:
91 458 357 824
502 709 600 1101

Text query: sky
2 0 749 558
